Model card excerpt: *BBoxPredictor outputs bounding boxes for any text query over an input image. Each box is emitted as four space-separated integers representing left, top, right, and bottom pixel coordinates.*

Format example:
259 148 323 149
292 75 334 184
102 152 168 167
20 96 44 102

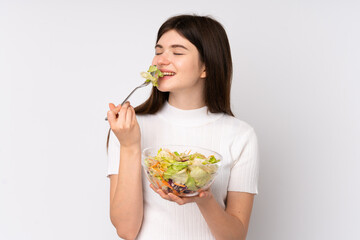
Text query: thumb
109 103 116 110
199 191 209 198
107 108 117 127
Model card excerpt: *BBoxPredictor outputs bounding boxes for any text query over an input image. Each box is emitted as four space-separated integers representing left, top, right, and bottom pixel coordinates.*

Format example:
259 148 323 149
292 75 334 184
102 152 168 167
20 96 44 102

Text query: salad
144 148 220 196
140 65 163 87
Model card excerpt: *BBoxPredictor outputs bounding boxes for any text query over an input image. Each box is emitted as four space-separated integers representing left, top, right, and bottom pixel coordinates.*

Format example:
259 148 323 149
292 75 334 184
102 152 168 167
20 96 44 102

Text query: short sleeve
106 130 120 177
228 128 259 194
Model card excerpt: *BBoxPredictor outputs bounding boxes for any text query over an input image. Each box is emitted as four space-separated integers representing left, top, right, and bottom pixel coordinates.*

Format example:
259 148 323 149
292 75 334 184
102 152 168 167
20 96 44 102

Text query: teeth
162 72 175 76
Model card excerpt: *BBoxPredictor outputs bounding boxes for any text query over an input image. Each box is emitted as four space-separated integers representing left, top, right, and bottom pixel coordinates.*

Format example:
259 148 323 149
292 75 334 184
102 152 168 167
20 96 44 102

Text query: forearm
197 195 246 240
110 145 143 239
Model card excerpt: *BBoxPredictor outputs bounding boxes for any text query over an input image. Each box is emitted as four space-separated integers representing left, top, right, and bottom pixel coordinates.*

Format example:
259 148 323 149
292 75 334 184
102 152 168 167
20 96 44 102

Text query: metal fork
105 72 154 121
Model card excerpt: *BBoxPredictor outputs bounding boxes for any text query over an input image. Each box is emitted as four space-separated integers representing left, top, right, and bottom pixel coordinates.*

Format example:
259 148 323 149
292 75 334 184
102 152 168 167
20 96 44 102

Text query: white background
1 0 359 239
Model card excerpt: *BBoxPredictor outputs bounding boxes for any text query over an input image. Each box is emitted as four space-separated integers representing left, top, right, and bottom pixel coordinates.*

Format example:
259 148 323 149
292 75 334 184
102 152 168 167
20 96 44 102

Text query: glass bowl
142 145 222 197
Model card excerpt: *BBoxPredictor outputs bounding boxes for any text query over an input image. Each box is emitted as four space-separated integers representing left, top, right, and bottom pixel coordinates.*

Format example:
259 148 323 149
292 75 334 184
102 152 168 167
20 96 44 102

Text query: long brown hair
107 14 234 149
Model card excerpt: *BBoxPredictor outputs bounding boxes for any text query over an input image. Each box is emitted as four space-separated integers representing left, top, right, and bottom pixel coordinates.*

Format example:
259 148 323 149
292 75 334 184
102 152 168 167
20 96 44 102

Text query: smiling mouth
161 72 175 76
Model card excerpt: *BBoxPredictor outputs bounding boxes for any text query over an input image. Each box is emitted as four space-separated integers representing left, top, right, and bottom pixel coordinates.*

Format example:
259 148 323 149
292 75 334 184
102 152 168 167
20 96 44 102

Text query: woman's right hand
107 101 141 148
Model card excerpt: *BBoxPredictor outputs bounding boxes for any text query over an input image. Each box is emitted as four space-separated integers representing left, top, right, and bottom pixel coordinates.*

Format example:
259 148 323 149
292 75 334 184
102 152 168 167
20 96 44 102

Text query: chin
156 86 171 93
157 81 172 92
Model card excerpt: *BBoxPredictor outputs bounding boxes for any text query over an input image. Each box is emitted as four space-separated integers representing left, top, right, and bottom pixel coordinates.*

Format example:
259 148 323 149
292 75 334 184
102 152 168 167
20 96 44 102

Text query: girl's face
152 30 206 93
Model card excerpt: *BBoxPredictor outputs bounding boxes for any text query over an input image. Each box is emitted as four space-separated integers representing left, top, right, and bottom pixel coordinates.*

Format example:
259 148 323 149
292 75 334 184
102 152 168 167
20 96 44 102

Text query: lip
159 69 175 73
159 69 176 79
159 75 175 80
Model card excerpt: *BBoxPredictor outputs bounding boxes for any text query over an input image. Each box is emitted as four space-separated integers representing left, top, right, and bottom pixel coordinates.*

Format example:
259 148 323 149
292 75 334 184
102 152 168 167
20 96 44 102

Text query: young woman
106 15 259 240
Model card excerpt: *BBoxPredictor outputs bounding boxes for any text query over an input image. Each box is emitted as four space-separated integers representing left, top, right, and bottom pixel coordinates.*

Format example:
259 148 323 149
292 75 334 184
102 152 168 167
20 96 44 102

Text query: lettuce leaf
185 175 197 191
163 161 188 180
189 166 212 188
140 65 163 87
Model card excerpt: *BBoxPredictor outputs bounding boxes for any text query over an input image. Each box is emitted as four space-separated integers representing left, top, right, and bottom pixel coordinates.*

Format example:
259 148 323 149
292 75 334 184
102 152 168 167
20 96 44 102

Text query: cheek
177 59 194 71
181 60 200 76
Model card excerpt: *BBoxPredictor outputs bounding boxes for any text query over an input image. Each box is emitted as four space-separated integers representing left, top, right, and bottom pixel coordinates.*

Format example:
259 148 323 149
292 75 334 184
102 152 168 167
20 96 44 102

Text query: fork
105 72 154 121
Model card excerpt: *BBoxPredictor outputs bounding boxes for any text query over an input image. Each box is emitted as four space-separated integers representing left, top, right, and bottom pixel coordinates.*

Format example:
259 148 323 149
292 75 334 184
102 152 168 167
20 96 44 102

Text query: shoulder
219 114 255 137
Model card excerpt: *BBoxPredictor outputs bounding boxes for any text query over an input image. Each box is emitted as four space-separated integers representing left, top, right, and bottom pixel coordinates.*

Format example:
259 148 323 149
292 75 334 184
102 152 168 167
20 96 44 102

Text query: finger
171 193 194 205
109 103 116 110
125 107 132 128
109 103 122 118
157 189 171 201
199 192 208 198
107 109 117 125
111 104 121 119
130 106 137 125
150 184 157 192
115 104 121 112
168 193 185 205
107 103 116 122
118 102 130 122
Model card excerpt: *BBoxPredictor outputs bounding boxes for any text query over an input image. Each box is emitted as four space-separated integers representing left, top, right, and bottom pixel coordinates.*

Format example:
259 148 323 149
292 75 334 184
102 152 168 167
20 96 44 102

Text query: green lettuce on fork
140 65 163 87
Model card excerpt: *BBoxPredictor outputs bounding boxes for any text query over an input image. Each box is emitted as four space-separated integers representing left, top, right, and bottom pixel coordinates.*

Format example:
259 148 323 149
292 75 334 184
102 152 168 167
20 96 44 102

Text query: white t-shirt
107 101 259 240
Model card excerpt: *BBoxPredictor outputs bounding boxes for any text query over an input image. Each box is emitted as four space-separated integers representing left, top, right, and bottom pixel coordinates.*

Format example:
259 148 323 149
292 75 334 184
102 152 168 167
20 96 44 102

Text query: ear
200 65 206 78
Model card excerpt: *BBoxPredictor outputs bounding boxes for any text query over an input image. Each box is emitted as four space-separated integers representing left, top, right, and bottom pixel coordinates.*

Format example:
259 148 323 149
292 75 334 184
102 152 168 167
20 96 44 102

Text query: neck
168 79 206 110
157 100 224 127
168 93 205 110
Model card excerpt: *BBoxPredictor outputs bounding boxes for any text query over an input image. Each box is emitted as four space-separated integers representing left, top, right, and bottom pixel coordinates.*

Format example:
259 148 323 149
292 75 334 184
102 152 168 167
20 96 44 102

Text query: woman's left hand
150 184 212 205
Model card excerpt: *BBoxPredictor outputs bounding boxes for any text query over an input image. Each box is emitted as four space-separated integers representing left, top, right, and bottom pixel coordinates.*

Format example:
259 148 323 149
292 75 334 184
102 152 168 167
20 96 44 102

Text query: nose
153 53 170 67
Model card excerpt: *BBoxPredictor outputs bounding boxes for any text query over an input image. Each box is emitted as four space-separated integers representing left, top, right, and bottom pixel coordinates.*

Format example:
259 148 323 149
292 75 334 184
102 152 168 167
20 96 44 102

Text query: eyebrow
155 44 188 50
